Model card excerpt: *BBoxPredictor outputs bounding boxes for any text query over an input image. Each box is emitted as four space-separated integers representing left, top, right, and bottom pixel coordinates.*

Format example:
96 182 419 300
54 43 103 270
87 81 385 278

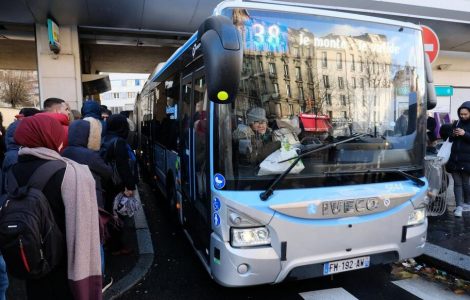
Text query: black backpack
0 160 66 279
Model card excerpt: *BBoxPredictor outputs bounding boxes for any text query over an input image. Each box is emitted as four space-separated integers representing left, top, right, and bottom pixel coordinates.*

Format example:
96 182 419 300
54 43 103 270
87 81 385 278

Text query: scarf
18 147 102 300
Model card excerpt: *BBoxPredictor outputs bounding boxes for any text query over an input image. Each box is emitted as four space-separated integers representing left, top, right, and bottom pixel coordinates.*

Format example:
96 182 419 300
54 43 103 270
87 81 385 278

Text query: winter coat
1 121 20 194
62 119 112 208
81 100 107 136
446 101 470 174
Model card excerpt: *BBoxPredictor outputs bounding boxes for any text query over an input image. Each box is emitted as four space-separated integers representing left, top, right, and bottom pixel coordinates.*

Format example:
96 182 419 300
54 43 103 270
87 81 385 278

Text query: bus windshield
215 8 426 190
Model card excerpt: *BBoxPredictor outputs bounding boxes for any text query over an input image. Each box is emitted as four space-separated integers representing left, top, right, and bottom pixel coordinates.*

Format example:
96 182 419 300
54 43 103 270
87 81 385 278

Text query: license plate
323 256 370 275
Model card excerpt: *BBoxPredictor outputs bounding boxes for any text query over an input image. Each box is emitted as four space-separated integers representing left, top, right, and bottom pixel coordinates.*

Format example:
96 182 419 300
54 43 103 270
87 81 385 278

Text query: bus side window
193 76 208 201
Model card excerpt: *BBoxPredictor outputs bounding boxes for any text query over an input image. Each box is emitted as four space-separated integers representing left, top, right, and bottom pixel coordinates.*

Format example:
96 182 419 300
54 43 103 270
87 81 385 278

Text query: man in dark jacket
62 118 112 208
81 100 107 136
446 101 470 217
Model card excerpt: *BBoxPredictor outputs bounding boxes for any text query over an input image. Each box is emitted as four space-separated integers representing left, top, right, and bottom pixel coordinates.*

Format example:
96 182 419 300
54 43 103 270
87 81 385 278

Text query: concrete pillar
35 24 82 110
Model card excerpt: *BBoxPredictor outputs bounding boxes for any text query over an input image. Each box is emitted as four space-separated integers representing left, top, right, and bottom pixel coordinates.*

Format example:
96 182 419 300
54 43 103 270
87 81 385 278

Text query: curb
420 242 470 280
104 189 154 300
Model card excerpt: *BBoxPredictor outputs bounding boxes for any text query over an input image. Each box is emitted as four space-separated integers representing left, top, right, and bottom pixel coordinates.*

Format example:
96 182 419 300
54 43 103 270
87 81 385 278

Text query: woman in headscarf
12 114 102 299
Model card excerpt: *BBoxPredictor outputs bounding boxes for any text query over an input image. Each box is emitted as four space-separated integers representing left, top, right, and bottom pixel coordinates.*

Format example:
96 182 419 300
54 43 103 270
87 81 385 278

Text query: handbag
437 138 452 164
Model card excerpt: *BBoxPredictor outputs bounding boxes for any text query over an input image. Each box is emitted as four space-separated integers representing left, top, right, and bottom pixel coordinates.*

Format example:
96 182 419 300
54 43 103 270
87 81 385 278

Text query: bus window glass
216 8 425 190
181 79 192 198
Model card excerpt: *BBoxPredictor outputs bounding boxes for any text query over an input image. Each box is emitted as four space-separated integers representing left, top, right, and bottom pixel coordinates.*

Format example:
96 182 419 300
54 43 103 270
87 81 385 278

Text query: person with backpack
0 114 102 299
101 114 138 255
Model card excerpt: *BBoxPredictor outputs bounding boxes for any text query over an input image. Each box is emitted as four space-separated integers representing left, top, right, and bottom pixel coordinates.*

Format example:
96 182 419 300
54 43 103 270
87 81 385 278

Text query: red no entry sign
421 25 440 64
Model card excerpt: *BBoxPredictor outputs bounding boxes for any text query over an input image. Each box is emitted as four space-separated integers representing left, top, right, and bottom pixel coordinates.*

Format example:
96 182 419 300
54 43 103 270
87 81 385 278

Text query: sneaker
102 275 113 293
454 206 463 217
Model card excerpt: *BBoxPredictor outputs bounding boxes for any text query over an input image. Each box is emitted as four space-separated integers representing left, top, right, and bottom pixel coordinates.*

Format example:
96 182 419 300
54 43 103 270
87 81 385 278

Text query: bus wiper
323 168 425 187
259 133 367 201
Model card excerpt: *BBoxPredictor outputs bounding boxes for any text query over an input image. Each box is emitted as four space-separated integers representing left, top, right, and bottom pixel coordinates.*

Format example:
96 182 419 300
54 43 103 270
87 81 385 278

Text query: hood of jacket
81 100 101 119
458 101 470 121
5 120 20 151
68 118 102 151
106 114 129 139
41 112 70 126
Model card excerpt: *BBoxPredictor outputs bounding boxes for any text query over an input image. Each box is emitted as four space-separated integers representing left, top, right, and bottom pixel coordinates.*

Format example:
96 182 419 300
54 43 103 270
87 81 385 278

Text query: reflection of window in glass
284 64 289 77
328 110 333 119
322 52 327 68
308 68 313 82
293 47 299 57
360 78 364 88
341 95 347 106
336 53 342 69
258 60 264 72
274 83 279 94
298 86 304 100
326 93 332 105
295 67 302 81
352 77 356 89
269 63 276 75
323 75 330 88
350 54 355 71
338 77 344 89
286 84 291 97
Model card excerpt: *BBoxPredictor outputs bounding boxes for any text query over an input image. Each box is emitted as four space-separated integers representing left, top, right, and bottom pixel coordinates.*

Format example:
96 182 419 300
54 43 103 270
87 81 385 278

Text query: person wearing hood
100 114 137 255
101 114 137 208
62 118 112 208
446 101 470 217
81 100 107 136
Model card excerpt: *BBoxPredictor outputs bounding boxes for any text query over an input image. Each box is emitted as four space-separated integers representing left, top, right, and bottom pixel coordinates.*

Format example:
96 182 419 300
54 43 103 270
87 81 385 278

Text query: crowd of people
0 98 138 300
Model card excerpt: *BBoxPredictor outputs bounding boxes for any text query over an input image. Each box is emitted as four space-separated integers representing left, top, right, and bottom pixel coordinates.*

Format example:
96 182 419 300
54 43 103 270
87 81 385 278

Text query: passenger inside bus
233 107 282 166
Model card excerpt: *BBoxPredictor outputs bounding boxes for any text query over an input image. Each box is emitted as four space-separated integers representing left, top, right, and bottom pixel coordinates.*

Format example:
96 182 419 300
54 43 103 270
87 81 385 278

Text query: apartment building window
352 77 356 89
273 83 279 95
322 52 327 68
258 60 264 72
308 68 313 82
269 63 276 75
286 84 291 98
298 86 304 100
113 92 119 99
284 64 289 77
128 92 136 98
120 92 127 99
350 54 355 71
343 111 347 118
307 47 312 57
336 52 342 69
135 79 141 86
341 95 347 106
360 59 364 72
338 77 344 89
360 78 364 88
323 75 330 88
328 110 333 119
293 46 300 57
362 95 366 107
295 67 302 81
326 93 332 105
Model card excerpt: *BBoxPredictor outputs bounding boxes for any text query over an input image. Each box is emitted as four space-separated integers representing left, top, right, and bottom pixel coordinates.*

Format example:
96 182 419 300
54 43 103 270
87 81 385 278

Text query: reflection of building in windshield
233 13 416 136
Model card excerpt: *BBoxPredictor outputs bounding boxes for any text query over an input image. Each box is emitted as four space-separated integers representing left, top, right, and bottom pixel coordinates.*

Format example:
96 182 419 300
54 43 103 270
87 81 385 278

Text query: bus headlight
230 227 271 247
407 207 426 226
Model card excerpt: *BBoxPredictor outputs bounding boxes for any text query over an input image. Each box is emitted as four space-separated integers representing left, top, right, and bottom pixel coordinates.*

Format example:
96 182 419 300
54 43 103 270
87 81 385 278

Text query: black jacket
446 101 470 173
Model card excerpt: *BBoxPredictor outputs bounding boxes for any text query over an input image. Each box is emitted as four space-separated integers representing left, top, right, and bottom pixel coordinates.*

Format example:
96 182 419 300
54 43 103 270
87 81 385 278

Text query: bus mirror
424 53 437 110
198 16 242 104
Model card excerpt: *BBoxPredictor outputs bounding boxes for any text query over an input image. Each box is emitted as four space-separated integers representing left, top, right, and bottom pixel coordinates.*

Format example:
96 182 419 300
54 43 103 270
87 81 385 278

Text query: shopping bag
258 148 304 176
436 138 452 164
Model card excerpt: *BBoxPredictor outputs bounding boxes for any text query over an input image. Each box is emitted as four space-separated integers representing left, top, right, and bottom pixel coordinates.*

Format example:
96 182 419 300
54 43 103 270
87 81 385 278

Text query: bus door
180 69 211 258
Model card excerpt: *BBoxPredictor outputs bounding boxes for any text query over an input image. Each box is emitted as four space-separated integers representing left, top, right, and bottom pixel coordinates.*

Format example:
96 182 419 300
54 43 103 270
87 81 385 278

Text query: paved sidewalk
424 176 470 280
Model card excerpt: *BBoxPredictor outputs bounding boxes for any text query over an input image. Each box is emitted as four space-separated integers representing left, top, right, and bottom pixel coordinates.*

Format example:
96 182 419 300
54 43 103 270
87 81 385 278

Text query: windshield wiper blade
260 133 367 201
324 168 425 187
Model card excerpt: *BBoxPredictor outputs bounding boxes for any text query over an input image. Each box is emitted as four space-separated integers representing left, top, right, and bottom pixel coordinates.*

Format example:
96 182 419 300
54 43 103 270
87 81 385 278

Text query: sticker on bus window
213 197 221 212
213 213 221 227
214 173 226 189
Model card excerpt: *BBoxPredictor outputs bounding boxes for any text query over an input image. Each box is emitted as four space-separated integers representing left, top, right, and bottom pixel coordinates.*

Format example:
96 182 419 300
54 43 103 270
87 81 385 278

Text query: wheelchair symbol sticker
213 197 221 211
214 173 226 189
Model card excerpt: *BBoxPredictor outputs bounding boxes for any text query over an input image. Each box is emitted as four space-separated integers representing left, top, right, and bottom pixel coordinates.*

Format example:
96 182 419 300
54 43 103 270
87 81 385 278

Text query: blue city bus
135 0 437 287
